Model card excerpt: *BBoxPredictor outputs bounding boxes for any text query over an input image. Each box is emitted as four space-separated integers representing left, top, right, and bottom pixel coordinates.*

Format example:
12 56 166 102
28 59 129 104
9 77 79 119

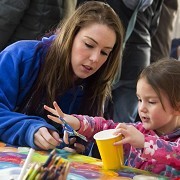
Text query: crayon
27 163 41 180
54 156 60 166
63 162 71 180
22 149 71 180
47 154 57 168
40 169 49 180
22 163 36 180
54 168 61 179
43 149 56 167
56 157 63 168
34 172 41 180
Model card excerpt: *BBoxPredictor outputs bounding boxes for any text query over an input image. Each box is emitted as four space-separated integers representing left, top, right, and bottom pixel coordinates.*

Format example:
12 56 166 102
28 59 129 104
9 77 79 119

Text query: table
0 142 169 180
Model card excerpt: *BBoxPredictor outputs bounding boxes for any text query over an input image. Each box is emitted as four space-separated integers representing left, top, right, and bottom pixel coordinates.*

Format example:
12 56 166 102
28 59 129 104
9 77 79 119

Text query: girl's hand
44 101 80 130
114 123 145 148
34 127 61 150
44 101 85 153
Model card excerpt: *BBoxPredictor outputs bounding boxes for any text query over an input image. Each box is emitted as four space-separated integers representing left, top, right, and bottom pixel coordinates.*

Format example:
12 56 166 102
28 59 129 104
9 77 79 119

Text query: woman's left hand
63 131 86 154
34 127 61 150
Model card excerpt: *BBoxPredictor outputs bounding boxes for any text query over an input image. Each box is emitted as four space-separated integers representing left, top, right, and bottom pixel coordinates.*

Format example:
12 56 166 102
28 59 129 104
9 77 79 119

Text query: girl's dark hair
138 58 180 111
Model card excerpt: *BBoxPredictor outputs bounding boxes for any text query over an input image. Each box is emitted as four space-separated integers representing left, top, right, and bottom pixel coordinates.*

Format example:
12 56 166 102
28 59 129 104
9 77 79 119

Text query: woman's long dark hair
24 1 124 117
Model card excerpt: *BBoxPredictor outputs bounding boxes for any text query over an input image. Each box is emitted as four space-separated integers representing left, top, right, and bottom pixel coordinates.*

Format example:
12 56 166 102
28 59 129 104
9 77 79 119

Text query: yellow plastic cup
93 129 124 170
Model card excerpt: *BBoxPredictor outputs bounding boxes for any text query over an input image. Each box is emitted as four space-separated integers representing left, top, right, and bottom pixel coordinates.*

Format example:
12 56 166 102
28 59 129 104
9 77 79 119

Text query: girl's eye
149 101 156 104
138 98 142 102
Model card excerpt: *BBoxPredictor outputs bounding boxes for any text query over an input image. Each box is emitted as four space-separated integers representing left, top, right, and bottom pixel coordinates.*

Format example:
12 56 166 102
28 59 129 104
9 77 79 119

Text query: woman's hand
63 131 86 154
34 127 61 150
113 123 145 148
44 101 80 130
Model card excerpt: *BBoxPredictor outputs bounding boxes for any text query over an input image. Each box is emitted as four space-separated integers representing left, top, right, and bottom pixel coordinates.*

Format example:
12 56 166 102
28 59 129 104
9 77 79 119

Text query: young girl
0 2 124 151
45 59 180 178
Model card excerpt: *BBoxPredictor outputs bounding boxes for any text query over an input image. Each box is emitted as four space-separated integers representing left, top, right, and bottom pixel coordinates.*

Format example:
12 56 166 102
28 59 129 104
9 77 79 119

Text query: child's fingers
113 128 121 136
119 128 129 137
115 123 127 129
44 105 58 116
47 115 62 124
114 128 130 146
53 101 64 117
115 123 121 129
114 123 128 136
114 137 128 145
44 101 64 118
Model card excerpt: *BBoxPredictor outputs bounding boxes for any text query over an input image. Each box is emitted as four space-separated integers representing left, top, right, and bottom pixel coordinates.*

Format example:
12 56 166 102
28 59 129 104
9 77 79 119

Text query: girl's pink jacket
74 114 180 178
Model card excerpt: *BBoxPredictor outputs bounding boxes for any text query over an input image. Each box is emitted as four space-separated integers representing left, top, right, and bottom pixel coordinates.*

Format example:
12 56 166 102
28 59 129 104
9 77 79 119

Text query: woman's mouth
82 65 93 72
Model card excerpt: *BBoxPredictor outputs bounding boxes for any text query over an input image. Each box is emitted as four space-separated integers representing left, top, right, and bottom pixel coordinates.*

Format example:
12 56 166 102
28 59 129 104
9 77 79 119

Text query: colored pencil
18 148 35 180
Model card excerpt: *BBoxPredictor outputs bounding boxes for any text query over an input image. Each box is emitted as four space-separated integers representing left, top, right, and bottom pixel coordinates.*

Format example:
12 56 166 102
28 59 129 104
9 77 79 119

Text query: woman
0 1 124 151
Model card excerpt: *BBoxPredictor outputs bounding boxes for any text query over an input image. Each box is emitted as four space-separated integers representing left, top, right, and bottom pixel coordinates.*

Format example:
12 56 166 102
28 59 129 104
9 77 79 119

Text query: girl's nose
138 102 147 112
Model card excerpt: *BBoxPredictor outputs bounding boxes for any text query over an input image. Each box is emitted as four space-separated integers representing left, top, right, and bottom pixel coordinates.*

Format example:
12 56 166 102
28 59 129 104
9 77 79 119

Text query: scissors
59 116 88 142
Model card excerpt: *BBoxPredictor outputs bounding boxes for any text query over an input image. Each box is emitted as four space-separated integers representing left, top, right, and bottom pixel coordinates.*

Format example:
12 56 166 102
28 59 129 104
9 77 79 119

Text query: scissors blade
73 130 88 142
59 117 88 142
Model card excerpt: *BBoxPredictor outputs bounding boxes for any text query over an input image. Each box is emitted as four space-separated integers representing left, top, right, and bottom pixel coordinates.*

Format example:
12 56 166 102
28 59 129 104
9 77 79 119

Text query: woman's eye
85 42 109 56
85 43 93 48
101 51 108 56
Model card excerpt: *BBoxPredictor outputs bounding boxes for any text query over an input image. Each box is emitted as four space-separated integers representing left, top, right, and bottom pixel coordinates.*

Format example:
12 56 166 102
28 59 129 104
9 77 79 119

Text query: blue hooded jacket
0 36 84 149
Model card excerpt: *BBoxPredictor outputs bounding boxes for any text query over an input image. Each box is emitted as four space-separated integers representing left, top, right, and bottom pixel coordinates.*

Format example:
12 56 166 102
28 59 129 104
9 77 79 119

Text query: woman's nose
89 51 100 62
